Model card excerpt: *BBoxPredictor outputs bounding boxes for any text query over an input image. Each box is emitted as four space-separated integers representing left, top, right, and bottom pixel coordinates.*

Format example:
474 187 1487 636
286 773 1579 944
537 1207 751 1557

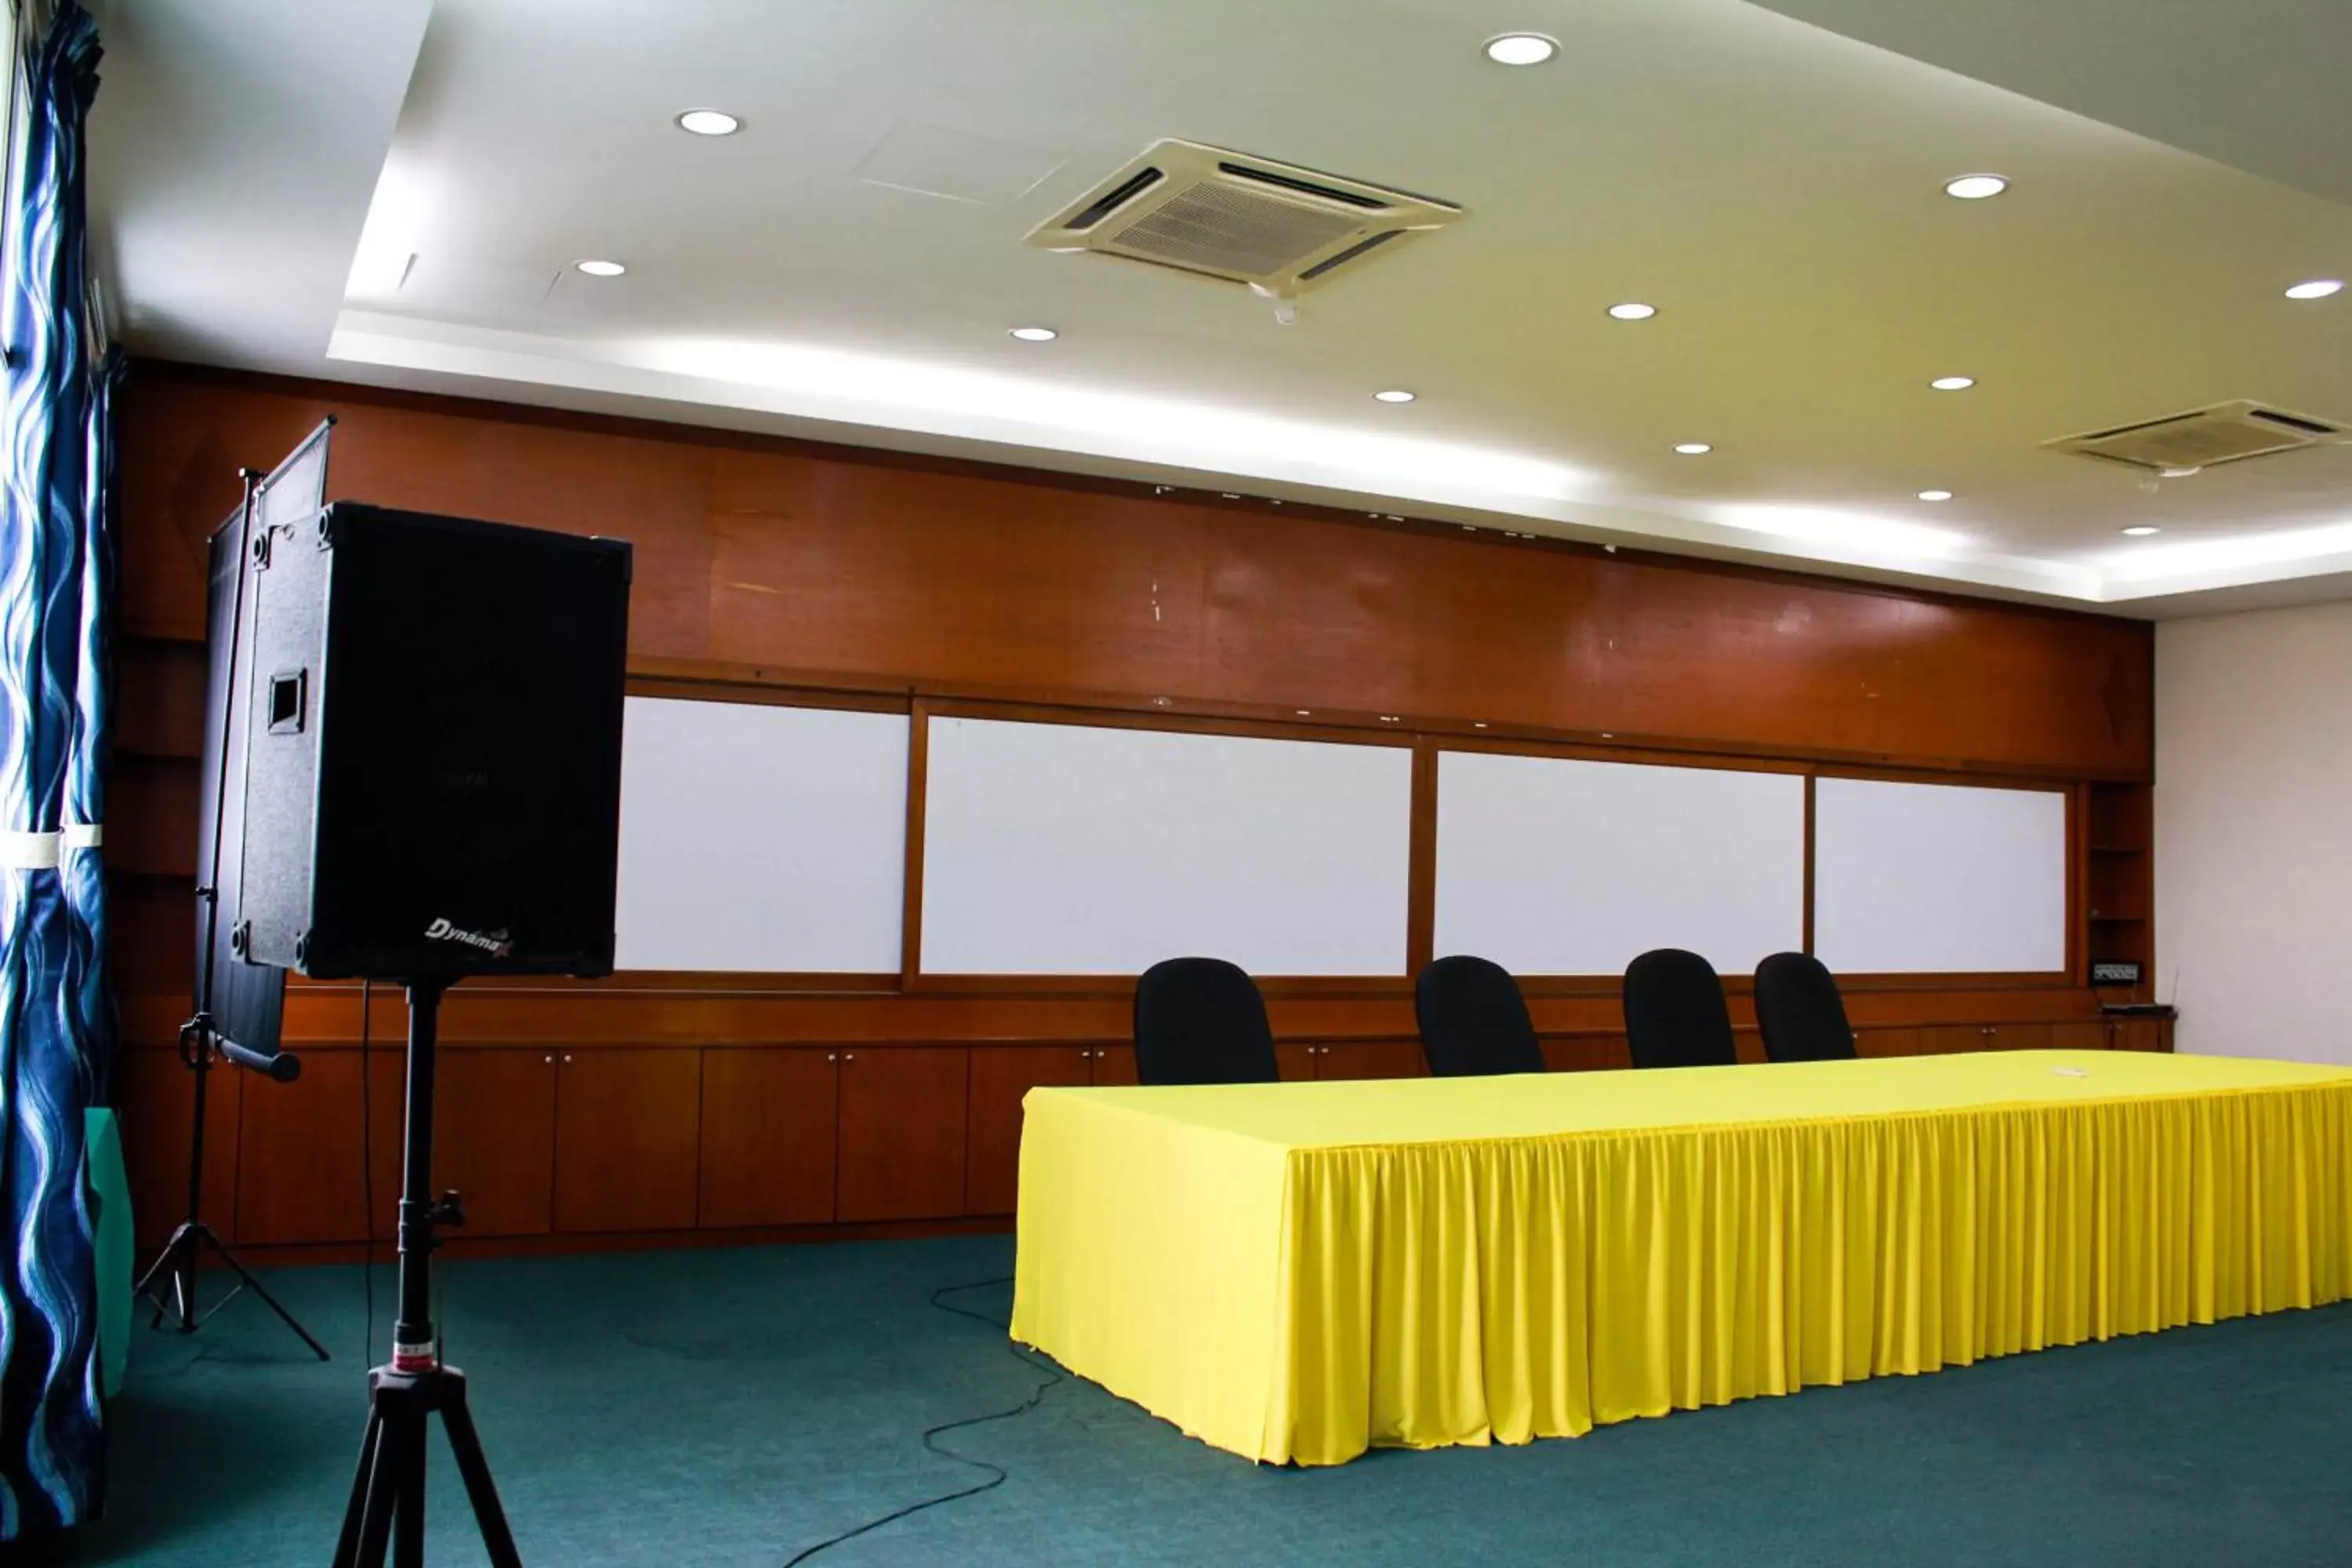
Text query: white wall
2156 600 2352 1062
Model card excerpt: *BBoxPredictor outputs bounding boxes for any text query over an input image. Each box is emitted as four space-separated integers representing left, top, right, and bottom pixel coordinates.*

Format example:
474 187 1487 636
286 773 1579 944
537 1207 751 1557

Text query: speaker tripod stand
332 977 523 1568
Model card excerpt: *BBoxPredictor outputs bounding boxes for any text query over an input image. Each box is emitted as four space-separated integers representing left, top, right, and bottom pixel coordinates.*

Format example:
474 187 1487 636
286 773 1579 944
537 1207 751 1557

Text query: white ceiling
89 0 2352 617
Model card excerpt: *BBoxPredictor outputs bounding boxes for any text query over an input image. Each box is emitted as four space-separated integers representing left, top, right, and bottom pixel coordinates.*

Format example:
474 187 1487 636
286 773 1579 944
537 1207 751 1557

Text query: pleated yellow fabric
1009 1051 2352 1466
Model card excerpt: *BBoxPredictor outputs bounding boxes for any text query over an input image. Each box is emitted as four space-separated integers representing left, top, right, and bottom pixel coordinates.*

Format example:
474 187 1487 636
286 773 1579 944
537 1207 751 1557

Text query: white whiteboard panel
1434 753 1805 976
615 697 907 972
920 718 1413 975
1814 778 2067 974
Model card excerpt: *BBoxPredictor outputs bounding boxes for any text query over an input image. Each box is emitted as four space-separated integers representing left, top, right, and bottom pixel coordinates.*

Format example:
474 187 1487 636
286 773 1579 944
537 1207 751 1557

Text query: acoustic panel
1814 777 2067 974
1434 752 1805 976
615 697 908 972
920 717 1413 975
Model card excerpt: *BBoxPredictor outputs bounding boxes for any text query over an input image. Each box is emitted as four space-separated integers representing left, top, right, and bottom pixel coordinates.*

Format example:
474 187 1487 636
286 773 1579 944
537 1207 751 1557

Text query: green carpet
25 1236 2352 1565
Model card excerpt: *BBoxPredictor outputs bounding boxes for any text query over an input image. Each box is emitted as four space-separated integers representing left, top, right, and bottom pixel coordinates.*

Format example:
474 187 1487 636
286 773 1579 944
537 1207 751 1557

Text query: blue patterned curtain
0 0 107 1541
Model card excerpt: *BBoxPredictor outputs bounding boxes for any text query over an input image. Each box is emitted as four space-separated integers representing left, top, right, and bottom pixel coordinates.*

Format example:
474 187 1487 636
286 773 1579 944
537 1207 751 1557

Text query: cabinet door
1276 1044 1316 1082
417 1048 558 1240
837 1047 969 1222
2049 1022 2108 1052
1855 1028 1922 1058
1541 1035 1631 1073
699 1048 837 1228
1091 1045 1138 1086
234 1049 373 1245
1316 1042 1427 1080
1915 1025 1985 1056
115 1046 242 1254
1984 1023 2053 1052
965 1047 1091 1218
553 1049 701 1233
2116 1019 2169 1052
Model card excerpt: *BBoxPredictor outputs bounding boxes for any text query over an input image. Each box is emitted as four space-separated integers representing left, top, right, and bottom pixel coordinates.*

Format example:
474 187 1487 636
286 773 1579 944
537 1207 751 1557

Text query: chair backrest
1622 948 1737 1069
1754 952 1857 1063
1133 957 1280 1086
1415 956 1545 1077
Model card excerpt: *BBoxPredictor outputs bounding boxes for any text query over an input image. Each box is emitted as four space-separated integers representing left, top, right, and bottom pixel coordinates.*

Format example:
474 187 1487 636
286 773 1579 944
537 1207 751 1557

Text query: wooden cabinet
1541 1035 1632 1073
1311 1042 1427 1080
419 1049 558 1238
1855 1028 1921 1058
114 1046 241 1253
964 1047 1091 1218
1917 1022 2051 1055
700 1048 838 1228
837 1047 968 1222
553 1049 701 1234
233 1049 374 1246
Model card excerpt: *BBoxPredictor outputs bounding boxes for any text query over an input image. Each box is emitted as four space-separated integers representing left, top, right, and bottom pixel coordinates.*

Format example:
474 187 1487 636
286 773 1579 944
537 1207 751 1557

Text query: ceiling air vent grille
1027 140 1461 295
2045 400 2347 474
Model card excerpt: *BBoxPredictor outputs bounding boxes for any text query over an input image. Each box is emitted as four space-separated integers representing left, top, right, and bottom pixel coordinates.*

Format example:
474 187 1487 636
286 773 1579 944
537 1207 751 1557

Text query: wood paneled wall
109 361 2159 1261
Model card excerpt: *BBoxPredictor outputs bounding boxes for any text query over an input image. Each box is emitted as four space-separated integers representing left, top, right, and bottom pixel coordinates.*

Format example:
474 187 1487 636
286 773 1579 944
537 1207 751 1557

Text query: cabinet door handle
543 1054 554 1065
843 1052 856 1063
826 1052 838 1063
563 1053 574 1062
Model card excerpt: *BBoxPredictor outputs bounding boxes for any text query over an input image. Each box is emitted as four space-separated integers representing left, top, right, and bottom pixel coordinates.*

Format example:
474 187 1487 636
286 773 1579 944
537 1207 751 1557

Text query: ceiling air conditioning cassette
2045 399 2346 474
1026 140 1463 296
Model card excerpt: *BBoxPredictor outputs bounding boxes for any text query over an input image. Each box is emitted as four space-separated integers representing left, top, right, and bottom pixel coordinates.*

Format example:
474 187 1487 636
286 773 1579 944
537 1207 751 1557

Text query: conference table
1010 1051 2352 1466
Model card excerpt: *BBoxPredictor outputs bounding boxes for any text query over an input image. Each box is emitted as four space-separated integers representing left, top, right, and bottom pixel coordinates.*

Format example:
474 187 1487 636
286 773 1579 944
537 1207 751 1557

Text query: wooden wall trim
128 357 2153 641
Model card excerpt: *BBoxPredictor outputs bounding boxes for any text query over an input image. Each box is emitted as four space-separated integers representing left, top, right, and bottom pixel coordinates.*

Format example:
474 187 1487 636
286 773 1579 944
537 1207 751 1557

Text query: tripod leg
130 1221 188 1298
353 1405 402 1568
332 1407 386 1568
441 1377 524 1568
393 1414 427 1568
210 1242 332 1361
132 1223 198 1333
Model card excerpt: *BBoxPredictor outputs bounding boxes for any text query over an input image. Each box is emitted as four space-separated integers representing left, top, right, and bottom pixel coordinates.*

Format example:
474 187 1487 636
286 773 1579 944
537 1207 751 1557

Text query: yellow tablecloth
1010 1051 2352 1465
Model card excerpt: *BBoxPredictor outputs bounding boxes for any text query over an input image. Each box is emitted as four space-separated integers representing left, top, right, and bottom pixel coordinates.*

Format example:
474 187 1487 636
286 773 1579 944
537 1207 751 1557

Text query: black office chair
1415 956 1545 1077
1134 957 1281 1086
1622 948 1737 1069
1754 952 1857 1062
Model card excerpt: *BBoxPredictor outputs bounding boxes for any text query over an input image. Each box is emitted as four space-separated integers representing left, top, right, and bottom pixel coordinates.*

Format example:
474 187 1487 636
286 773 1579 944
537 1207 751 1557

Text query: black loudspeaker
234 502 631 980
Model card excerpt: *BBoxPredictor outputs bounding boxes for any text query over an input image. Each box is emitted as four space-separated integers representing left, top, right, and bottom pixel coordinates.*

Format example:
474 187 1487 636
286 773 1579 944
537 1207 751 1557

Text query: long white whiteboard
1813 777 2067 974
920 717 1414 975
1434 752 1806 976
615 697 908 972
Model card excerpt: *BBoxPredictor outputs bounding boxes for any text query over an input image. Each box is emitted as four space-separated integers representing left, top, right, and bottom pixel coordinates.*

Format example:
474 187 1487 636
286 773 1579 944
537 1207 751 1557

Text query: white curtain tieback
0 825 103 866
2 831 60 868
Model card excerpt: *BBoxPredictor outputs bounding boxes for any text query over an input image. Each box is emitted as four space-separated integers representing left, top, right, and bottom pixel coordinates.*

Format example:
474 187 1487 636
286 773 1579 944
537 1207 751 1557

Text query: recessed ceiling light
1673 442 1712 456
1007 326 1058 342
675 109 742 137
1483 33 1558 66
1929 375 1975 391
1944 174 2008 200
1373 388 1416 403
2120 525 2161 537
575 260 626 278
1607 302 1657 321
2284 278 2344 300
1917 489 1954 502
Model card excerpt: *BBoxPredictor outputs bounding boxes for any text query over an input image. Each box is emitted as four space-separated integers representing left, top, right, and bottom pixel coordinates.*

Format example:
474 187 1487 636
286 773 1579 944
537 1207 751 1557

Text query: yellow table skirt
1009 1051 2352 1466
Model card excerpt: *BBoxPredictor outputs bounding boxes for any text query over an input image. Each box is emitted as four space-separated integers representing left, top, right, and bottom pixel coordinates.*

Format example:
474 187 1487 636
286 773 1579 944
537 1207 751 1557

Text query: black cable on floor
778 1276 1062 1567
